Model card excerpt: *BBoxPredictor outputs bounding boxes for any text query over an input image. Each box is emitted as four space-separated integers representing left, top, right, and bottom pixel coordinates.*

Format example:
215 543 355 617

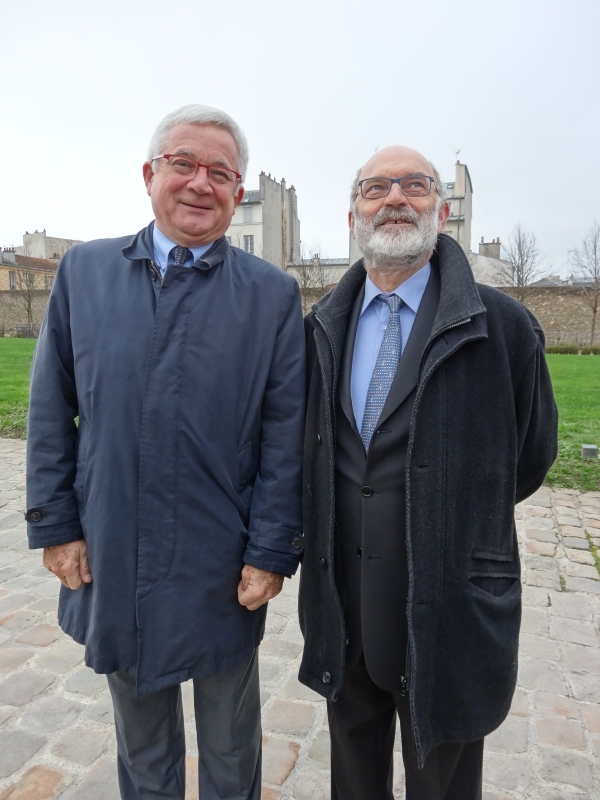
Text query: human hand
43 540 92 590
237 565 284 611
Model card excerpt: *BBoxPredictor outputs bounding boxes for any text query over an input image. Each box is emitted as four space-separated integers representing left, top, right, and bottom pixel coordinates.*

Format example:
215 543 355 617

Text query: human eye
208 167 233 184
169 156 195 175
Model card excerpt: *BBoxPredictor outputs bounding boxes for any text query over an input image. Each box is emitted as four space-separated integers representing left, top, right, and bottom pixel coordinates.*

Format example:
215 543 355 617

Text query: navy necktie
360 293 404 451
170 246 193 267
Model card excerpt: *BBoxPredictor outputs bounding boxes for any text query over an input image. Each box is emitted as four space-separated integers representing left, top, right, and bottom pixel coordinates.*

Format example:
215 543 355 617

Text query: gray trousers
107 649 261 800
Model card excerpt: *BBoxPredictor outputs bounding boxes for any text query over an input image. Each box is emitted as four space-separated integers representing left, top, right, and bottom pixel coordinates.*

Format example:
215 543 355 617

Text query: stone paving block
0 706 15 725
0 765 69 799
585 518 600 529
566 549 596 566
509 687 527 716
260 788 281 800
18 695 85 735
15 624 62 647
51 728 111 765
558 516 582 527
0 648 33 674
0 513 23 531
0 569 20 585
526 529 558 543
535 716 586 749
184 756 198 800
534 691 579 718
549 592 593 620
181 681 194 722
67 759 120 800
261 688 271 708
562 526 587 538
482 793 512 800
0 671 54 706
486 714 528 752
550 617 599 647
521 606 549 636
262 700 316 737
264 612 288 638
519 634 560 661
482 752 531 793
262 736 300 785
563 642 600 675
0 553 24 568
25 598 58 614
0 730 47 779
260 640 303 660
556 504 579 514
527 540 556 556
279 620 303 644
565 577 600 595
526 518 554 530
540 792 590 800
527 570 561 590
259 659 288 686
518 659 567 693
83 694 114 725
538 747 593 790
0 612 42 636
282 675 325 703
525 505 552 517
526 495 552 508
580 703 600 734
308 729 331 766
566 563 599 581
564 537 590 550
32 582 59 599
569 672 600 702
522 585 550 606
64 666 107 697
0 595 36 616
290 766 329 800
35 642 84 674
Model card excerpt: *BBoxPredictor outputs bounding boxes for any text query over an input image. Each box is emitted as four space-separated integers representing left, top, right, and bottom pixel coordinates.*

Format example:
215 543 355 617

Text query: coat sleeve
514 328 558 504
26 257 83 549
243 278 306 576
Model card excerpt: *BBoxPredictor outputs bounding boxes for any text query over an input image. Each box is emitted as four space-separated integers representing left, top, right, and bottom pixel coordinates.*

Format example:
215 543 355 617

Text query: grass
0 339 36 437
1 342 599 491
545 354 600 492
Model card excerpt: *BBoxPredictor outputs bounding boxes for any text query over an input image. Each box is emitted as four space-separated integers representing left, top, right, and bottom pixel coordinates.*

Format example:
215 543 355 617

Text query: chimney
478 238 501 260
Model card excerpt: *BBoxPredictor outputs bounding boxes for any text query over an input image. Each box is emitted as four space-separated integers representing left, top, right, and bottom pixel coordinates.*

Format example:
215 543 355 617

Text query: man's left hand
237 565 284 611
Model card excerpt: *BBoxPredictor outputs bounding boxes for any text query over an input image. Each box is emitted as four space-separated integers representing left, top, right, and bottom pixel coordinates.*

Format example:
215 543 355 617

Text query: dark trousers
328 658 483 800
107 649 262 800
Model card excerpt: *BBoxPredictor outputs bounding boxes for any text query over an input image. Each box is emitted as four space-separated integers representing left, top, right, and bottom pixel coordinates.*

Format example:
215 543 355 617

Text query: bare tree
289 243 337 314
572 221 600 344
14 267 42 326
499 224 543 303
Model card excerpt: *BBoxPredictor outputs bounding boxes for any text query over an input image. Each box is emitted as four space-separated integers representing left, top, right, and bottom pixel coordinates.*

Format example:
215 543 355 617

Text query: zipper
149 260 162 284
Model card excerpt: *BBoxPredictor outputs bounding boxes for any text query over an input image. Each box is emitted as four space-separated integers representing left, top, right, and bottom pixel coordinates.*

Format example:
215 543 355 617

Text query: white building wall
16 230 82 259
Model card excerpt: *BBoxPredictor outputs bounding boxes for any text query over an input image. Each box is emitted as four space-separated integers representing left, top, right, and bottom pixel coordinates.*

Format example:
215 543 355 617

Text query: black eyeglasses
358 174 435 200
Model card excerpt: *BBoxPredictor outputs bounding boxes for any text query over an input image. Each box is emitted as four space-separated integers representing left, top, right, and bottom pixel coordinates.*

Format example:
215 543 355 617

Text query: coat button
317 433 322 445
322 671 331 684
30 511 42 522
319 557 327 568
291 537 302 549
357 547 362 558
361 486 373 497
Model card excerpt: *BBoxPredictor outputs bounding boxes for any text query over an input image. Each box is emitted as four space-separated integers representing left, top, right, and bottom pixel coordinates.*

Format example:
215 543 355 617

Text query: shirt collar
152 224 214 269
361 261 431 316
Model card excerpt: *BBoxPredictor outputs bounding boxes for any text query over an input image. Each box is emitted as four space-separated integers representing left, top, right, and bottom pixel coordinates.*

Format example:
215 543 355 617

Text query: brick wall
0 290 50 335
498 286 596 343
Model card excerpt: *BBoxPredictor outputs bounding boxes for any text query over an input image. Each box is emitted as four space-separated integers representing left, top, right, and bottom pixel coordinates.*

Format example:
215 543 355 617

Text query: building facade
0 249 57 292
15 229 82 261
442 161 473 251
225 173 300 268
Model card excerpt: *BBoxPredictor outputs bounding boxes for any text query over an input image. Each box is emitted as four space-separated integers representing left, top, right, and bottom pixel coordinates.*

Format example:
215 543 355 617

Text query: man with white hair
26 105 305 800
298 145 557 798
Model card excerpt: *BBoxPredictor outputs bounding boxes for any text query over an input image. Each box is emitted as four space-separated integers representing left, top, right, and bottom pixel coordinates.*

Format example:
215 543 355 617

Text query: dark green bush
546 344 579 354
581 345 600 355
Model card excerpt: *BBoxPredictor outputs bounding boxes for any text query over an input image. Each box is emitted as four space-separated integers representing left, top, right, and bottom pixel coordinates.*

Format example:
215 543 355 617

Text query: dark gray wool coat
26 223 305 695
298 234 558 765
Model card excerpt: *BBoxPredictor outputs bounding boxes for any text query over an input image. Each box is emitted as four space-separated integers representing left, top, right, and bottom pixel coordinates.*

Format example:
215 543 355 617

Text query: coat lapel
376 264 441 428
339 285 365 436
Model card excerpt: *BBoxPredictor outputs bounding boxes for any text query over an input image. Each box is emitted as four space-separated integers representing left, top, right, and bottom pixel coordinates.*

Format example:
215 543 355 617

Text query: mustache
371 207 421 227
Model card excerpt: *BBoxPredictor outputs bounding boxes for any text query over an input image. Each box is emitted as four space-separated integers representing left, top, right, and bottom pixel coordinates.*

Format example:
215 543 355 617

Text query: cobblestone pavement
0 436 599 799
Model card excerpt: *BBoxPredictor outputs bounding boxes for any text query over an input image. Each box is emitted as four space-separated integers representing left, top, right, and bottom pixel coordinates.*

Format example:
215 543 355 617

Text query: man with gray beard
298 146 557 798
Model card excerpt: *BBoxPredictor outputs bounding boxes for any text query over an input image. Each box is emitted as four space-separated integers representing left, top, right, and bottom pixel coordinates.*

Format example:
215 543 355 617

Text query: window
45 275 55 290
8 271 16 290
225 236 232 245
243 235 254 254
243 205 253 223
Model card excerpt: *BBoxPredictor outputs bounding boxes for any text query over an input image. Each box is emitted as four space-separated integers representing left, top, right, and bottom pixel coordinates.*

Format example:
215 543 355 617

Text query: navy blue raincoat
26 224 305 694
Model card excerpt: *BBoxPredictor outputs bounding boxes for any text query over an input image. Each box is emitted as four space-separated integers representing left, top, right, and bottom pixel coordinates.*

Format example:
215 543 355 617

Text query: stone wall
499 286 597 343
0 290 50 335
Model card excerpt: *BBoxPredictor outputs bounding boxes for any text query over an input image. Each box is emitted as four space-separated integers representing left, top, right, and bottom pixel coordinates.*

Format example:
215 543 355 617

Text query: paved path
0 437 599 799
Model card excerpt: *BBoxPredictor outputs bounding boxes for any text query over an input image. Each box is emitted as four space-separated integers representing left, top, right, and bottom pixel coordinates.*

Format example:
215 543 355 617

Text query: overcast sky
1 0 598 274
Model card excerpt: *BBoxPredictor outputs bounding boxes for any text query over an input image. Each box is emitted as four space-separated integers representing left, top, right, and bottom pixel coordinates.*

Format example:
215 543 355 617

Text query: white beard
354 204 440 275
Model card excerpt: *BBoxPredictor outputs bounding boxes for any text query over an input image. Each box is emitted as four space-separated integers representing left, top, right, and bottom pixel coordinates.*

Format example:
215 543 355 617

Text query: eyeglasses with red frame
154 154 242 185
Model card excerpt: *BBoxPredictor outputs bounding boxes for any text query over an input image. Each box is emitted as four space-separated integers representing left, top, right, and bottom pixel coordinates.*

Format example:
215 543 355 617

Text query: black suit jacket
335 265 440 691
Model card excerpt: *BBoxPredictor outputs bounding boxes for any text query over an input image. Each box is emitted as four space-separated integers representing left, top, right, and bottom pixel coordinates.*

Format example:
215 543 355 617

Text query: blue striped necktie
170 246 193 267
360 293 404 452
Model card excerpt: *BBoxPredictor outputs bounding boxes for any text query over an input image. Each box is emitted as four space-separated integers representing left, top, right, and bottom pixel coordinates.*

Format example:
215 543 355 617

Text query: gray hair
350 162 446 210
147 104 249 180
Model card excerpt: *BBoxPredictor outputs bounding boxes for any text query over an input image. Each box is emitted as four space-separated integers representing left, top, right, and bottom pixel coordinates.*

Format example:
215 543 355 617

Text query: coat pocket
468 550 520 599
238 441 255 491
73 420 90 511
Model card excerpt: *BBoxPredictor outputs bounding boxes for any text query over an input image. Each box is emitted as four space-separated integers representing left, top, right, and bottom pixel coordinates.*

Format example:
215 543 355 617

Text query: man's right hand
43 540 92 590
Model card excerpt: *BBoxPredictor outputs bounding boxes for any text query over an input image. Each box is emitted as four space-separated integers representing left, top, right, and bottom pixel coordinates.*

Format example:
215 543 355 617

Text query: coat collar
122 221 230 272
311 233 487 352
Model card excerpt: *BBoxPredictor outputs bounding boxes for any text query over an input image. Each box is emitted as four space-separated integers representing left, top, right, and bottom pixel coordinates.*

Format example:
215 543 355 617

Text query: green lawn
1 341 599 491
545 355 600 492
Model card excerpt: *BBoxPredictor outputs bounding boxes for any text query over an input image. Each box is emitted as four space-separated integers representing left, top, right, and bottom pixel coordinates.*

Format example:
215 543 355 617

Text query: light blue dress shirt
152 225 215 278
351 262 431 430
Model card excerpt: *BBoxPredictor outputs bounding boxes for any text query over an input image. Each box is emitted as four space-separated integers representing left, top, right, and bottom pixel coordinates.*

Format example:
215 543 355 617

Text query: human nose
383 182 409 208
187 165 213 193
